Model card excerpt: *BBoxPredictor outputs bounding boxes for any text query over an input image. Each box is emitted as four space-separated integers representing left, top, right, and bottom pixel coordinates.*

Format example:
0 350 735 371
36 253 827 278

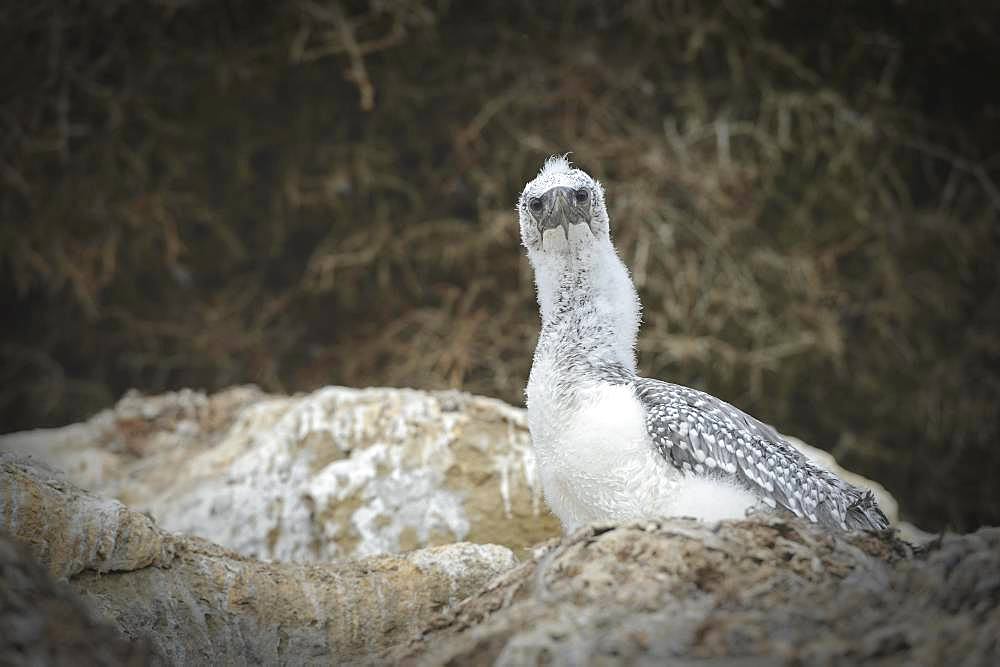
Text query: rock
0 534 162 666
383 519 1000 665
0 385 907 562
0 454 518 663
1 456 173 580
78 538 516 664
2 386 557 561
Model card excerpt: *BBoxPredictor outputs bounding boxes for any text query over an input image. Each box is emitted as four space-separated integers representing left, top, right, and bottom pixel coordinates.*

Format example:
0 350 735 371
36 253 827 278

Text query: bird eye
574 189 589 204
528 197 543 213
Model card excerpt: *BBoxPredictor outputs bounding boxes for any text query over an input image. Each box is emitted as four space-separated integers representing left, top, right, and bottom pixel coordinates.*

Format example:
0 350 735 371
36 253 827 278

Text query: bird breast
527 357 763 531
526 365 683 531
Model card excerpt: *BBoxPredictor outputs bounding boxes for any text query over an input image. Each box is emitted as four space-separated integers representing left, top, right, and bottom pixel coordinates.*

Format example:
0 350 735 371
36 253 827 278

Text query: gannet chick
518 155 888 533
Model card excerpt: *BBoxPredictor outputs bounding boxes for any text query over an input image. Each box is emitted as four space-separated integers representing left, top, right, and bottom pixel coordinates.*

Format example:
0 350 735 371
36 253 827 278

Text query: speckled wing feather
631 377 889 530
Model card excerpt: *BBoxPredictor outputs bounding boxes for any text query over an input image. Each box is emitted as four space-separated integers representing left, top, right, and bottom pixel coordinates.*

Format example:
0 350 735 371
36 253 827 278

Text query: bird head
517 155 609 253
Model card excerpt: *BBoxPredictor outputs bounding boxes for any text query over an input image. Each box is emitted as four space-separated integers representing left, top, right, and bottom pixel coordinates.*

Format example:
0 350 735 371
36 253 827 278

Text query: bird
518 155 889 534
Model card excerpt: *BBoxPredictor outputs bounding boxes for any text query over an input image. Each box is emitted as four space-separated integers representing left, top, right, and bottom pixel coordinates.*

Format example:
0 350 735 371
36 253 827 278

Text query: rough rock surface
0 385 907 561
0 454 517 664
0 534 162 666
1 456 172 580
384 519 999 666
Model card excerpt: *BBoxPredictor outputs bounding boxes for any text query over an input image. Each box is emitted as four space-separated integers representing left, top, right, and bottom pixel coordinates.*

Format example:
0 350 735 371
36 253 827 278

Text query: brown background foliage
2 1 998 531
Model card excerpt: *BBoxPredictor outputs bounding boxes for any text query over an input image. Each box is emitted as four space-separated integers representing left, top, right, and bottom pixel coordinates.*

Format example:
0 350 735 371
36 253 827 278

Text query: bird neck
529 238 640 374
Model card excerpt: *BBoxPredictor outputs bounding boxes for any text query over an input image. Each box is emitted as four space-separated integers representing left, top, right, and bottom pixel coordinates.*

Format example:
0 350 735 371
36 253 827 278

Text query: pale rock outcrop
2 386 558 561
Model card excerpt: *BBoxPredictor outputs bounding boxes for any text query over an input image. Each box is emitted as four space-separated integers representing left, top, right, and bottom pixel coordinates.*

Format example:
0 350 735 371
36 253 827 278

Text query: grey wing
633 377 888 531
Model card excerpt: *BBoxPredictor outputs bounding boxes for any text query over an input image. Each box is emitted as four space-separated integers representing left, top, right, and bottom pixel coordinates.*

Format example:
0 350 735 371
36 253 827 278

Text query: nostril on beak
536 187 576 211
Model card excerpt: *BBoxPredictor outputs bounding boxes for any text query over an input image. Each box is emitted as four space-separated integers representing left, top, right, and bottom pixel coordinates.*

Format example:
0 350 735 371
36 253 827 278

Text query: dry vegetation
1 1 998 531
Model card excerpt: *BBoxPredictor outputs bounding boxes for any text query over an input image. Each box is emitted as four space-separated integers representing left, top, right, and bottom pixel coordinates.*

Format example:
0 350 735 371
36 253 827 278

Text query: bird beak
532 187 592 242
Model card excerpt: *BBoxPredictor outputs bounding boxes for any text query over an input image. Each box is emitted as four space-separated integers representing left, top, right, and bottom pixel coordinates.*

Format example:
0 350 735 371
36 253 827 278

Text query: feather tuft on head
538 154 573 178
